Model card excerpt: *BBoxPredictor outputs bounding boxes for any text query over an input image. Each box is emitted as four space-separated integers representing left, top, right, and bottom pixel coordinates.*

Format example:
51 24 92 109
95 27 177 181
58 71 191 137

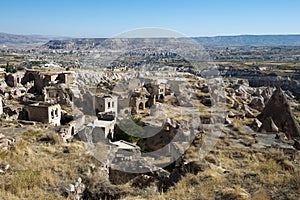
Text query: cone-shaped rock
257 88 300 138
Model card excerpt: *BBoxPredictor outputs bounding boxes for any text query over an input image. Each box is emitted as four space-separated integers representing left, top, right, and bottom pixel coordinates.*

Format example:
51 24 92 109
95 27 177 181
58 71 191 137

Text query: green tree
5 62 17 73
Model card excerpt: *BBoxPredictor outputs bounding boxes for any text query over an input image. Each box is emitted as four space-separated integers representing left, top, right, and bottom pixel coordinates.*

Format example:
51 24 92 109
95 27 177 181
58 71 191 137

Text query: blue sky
0 0 299 37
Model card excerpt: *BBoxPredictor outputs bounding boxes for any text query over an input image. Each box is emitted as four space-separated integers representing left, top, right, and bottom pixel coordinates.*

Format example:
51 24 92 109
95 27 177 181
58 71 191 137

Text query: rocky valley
0 36 299 200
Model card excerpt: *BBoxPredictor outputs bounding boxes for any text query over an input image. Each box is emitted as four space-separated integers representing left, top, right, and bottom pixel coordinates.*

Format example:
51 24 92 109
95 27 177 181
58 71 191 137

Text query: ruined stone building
118 98 131 116
78 118 115 143
94 95 118 116
92 119 115 141
129 83 167 115
109 140 141 162
22 102 61 126
79 95 118 142
5 71 24 87
57 115 85 142
56 71 75 84
144 83 166 102
44 86 73 106
21 69 75 94
130 87 151 114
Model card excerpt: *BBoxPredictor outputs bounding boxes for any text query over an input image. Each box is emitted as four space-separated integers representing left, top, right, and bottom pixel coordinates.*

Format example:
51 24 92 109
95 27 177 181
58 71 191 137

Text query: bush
114 118 143 143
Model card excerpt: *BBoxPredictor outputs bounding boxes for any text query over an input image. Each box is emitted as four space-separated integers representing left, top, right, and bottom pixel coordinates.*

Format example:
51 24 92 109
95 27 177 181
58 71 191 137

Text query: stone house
117 98 131 116
22 102 61 126
21 70 55 93
77 94 118 142
93 119 115 140
94 95 118 116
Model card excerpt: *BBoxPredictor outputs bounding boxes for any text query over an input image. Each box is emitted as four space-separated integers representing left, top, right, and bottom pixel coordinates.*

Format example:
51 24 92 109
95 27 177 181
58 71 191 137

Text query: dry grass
252 190 271 200
0 130 98 199
0 122 299 200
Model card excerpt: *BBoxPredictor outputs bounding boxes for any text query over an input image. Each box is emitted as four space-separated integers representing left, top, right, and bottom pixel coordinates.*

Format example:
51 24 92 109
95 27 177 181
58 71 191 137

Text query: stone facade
95 95 118 115
23 103 61 126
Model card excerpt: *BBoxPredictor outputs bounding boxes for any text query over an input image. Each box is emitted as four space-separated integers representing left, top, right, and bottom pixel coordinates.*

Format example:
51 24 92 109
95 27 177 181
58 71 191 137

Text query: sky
0 0 299 38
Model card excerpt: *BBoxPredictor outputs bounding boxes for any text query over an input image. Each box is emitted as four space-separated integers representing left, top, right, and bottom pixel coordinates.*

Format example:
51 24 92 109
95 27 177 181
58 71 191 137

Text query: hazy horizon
2 31 300 39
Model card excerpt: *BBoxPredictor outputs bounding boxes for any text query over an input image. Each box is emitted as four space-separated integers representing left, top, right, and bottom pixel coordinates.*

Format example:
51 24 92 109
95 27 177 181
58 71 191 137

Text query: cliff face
257 88 300 139
220 69 300 100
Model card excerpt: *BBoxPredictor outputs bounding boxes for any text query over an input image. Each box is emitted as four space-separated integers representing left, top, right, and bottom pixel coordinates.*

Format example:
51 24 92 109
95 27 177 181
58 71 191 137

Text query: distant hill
2 32 300 46
192 35 300 46
0 32 71 44
43 35 300 50
42 38 106 50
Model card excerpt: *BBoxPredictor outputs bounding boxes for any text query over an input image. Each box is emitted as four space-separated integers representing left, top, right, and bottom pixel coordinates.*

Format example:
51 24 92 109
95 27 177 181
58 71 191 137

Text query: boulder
226 97 235 107
233 85 251 99
232 100 241 110
200 96 212 107
253 88 262 96
66 177 85 200
131 174 157 189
